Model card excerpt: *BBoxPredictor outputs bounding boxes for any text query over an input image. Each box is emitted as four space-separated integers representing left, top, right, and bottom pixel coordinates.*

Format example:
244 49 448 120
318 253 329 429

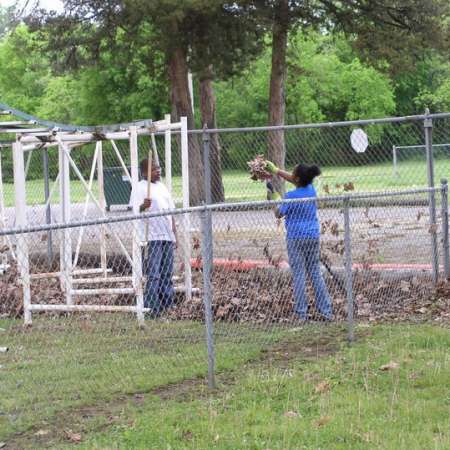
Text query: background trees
0 1 449 199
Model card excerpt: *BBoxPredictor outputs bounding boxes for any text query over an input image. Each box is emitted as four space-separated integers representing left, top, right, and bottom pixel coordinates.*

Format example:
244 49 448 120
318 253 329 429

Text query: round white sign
350 128 368 153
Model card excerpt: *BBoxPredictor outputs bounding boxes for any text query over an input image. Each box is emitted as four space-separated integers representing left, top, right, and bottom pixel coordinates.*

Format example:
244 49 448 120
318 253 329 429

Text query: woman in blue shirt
267 162 333 321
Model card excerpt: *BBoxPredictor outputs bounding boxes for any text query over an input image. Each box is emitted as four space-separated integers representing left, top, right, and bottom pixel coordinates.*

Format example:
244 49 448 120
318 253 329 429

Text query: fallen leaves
428 224 438 234
283 410 300 418
192 237 201 250
379 361 400 371
182 430 194 440
408 370 422 380
64 429 82 443
315 415 332 427
343 182 355 192
247 155 271 181
34 429 50 437
314 381 330 394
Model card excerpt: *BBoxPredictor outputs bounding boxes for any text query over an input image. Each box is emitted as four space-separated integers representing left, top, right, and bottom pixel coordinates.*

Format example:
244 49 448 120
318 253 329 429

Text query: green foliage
0 24 50 113
36 75 79 123
214 32 396 167
391 52 450 115
0 24 169 125
215 50 271 128
287 33 395 124
215 32 395 130
433 79 450 111
0 23 448 171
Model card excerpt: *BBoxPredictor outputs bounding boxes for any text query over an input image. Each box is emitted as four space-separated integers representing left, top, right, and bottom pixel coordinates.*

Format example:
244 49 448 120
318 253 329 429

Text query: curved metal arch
0 102 153 133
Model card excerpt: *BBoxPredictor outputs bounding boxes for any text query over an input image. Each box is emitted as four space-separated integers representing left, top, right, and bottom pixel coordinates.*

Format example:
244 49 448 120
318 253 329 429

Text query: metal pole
129 126 144 324
424 110 439 284
96 141 107 277
181 116 192 301
441 179 449 280
164 113 172 195
58 141 72 305
42 148 53 267
201 128 216 389
203 127 212 205
392 145 398 179
13 140 32 325
343 197 354 343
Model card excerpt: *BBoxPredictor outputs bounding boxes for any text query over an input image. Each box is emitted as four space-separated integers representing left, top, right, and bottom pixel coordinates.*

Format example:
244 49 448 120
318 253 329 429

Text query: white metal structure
3 114 192 324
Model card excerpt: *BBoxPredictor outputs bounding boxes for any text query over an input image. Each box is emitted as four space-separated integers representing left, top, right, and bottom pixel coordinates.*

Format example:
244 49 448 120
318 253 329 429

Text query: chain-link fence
2 112 450 216
1 186 450 441
0 111 449 291
192 112 450 203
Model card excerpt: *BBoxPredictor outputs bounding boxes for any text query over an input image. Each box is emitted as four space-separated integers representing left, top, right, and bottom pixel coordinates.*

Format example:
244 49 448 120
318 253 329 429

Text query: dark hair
140 158 149 174
293 164 321 187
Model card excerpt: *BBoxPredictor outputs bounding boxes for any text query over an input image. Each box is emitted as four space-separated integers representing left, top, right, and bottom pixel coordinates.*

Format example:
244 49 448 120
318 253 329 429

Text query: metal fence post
392 145 399 179
441 179 449 280
424 110 439 283
201 127 216 389
343 196 354 343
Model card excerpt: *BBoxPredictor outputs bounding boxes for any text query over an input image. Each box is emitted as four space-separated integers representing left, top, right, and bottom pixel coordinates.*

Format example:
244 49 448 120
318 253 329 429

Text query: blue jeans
142 241 174 315
286 238 333 320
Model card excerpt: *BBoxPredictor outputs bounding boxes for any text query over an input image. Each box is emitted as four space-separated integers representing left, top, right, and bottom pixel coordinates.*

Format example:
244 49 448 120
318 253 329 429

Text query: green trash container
103 166 132 211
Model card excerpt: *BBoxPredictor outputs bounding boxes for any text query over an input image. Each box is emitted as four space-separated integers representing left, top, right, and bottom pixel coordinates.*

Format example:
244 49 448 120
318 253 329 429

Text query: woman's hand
265 160 279 174
266 161 296 184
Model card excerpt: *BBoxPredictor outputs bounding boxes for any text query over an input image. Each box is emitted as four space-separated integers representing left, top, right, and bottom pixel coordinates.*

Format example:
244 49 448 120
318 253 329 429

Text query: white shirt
129 180 176 243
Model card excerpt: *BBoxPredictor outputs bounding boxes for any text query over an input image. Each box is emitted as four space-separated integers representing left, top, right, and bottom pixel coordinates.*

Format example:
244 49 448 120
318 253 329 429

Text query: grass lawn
1 158 449 207
0 315 284 445
75 324 450 450
1 319 449 449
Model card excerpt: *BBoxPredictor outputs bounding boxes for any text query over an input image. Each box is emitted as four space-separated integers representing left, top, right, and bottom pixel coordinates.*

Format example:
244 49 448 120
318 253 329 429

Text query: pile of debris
2 260 449 326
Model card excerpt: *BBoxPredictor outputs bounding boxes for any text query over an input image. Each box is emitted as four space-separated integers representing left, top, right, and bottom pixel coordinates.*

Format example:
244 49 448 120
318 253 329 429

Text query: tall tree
186 3 263 202
267 0 289 194
28 1 263 205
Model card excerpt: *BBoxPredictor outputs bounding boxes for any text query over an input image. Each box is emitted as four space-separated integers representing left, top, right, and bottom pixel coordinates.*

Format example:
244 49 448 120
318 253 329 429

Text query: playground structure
0 106 192 324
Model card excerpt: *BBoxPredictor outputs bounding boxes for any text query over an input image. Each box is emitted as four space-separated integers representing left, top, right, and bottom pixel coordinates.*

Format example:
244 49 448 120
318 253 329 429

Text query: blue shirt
279 185 319 239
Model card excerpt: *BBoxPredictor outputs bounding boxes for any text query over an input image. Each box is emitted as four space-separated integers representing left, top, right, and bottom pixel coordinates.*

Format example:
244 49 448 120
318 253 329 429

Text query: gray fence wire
2 111 450 440
2 112 450 219
0 186 449 395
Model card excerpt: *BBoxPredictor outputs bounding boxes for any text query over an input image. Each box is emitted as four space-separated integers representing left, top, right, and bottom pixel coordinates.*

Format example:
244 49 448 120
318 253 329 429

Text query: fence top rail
0 186 443 237
145 111 450 137
394 143 450 150
186 111 450 135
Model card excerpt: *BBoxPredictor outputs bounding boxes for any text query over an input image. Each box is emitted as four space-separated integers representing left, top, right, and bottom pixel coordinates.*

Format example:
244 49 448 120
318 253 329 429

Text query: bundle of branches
247 155 272 181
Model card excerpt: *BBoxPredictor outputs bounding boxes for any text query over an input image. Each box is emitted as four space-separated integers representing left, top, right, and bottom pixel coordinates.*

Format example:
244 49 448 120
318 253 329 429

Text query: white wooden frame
10 117 191 324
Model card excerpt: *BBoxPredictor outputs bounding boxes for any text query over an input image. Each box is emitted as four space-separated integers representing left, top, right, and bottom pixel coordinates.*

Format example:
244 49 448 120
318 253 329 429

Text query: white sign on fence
350 128 369 153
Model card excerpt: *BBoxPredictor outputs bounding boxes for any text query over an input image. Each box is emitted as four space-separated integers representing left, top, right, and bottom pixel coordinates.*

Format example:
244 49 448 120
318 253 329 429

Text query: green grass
1 319 449 449
2 158 450 207
0 315 283 444
75 324 450 450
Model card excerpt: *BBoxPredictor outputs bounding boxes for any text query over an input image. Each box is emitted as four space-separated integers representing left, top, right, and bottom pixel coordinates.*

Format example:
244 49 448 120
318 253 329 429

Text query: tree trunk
168 46 204 206
268 0 289 195
199 69 225 203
